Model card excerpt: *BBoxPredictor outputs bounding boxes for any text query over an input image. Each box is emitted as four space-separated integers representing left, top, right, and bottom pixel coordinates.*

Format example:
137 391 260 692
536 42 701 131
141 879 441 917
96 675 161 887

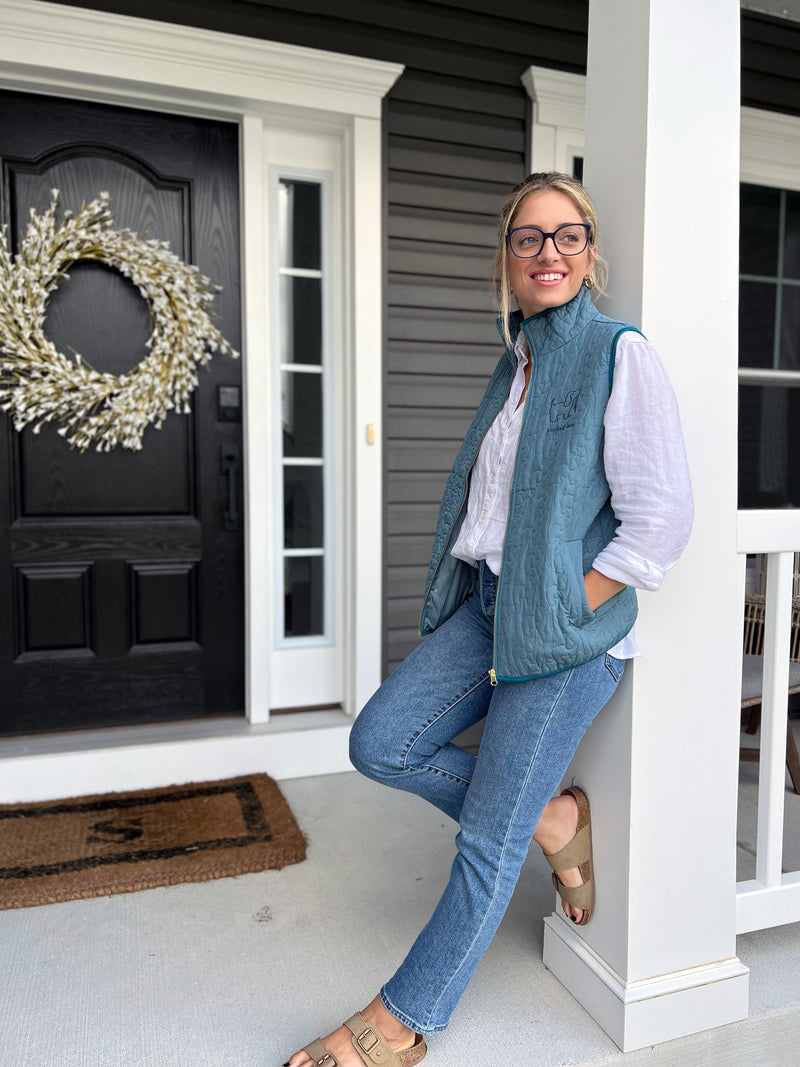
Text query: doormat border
0 774 307 909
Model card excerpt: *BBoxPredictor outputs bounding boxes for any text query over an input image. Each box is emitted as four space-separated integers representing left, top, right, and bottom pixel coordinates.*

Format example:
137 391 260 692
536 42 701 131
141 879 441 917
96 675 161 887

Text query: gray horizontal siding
742 11 800 116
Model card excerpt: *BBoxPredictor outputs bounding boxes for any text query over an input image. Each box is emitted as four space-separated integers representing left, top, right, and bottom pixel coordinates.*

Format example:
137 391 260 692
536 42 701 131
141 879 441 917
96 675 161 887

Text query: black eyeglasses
507 223 591 259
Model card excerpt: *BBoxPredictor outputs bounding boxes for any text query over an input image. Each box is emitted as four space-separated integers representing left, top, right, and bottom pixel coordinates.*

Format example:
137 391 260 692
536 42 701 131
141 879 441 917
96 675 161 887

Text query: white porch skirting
0 712 353 803
543 917 750 1053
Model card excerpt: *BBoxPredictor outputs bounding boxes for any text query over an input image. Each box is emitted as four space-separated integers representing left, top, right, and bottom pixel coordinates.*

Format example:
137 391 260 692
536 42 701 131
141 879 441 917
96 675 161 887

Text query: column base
543 914 749 1053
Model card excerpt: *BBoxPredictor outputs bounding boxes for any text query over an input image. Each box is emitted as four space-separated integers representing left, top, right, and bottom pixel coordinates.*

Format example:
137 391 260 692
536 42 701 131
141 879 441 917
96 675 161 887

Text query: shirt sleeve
592 332 694 591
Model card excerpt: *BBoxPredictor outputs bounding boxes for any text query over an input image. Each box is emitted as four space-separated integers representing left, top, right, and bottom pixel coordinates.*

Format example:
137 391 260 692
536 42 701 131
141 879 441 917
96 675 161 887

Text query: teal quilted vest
419 285 640 681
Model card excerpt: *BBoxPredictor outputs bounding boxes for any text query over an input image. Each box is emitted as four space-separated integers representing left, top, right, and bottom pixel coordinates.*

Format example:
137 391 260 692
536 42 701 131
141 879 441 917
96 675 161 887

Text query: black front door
0 91 244 735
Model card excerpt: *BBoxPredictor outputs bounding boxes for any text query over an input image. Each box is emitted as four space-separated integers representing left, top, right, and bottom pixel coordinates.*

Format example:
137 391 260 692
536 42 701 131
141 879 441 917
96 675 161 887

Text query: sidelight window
276 177 330 640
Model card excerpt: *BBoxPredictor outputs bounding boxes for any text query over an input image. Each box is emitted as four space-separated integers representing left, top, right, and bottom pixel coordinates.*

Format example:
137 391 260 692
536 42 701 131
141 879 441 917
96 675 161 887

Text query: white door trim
0 0 403 799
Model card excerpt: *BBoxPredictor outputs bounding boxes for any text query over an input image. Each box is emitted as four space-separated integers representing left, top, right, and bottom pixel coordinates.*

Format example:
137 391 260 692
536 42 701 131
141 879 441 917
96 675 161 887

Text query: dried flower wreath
0 190 238 452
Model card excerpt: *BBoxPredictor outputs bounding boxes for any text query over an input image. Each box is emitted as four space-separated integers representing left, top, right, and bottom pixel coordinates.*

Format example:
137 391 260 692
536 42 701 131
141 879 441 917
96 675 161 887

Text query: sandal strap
551 871 593 909
304 1038 340 1067
343 1013 399 1066
544 822 590 871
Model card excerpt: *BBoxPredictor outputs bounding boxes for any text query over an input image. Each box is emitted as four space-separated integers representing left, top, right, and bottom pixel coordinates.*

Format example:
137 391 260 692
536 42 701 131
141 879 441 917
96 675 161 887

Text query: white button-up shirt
450 330 694 658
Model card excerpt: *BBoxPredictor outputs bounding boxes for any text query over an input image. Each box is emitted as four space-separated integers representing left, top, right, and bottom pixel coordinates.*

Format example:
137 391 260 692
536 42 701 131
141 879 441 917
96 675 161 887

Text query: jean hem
379 987 448 1036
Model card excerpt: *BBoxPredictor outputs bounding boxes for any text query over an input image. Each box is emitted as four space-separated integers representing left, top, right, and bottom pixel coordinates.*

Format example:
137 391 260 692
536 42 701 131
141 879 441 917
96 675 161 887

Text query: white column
542 0 749 1052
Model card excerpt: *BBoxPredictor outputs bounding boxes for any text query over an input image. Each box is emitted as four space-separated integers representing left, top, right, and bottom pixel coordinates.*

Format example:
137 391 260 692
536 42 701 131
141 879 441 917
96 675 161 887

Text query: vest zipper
490 335 536 684
419 376 514 636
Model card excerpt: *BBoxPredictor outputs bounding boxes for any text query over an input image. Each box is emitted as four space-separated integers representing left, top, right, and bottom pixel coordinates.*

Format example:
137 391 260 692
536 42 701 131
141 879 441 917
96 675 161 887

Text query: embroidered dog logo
549 390 580 425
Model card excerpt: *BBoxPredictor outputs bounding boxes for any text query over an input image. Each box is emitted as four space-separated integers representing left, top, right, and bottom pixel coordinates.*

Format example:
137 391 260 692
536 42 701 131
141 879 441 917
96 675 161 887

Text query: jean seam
400 673 490 772
424 667 574 1027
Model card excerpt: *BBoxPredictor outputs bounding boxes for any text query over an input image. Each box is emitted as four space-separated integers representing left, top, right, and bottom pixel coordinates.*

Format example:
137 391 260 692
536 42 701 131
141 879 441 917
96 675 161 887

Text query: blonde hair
496 172 608 349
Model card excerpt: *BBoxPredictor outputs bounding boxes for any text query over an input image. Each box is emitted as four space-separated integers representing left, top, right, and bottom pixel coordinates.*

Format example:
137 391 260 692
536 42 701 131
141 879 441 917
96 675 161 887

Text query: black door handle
220 443 240 531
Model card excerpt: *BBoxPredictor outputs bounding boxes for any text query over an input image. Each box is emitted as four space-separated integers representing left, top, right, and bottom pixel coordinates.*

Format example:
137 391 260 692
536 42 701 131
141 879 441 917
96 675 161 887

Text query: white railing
736 509 800 934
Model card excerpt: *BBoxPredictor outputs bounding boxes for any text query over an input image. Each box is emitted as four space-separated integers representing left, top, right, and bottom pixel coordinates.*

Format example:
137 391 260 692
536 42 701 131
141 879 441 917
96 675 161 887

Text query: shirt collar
513 331 529 366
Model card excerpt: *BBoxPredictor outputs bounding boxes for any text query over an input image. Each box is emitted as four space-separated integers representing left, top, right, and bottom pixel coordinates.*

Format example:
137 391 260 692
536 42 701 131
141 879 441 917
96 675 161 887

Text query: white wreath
0 190 238 451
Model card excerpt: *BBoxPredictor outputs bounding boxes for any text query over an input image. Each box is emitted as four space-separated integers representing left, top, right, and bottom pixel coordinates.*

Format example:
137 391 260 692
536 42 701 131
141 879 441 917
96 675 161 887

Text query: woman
284 172 693 1067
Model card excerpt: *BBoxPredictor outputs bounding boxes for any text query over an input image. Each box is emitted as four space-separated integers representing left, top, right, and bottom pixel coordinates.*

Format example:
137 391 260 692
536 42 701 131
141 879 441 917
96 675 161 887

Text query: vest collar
498 284 598 364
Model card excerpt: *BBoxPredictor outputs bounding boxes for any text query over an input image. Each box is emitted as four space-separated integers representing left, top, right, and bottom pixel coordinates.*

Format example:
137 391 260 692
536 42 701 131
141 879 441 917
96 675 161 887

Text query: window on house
278 177 327 638
738 183 800 509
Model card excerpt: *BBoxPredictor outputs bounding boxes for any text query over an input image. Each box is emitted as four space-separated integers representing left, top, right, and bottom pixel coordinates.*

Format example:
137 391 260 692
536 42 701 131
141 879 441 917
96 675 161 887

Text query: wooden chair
740 592 800 794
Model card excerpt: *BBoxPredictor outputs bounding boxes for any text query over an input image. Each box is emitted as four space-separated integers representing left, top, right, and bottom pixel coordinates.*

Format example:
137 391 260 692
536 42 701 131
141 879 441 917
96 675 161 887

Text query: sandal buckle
356 1027 380 1055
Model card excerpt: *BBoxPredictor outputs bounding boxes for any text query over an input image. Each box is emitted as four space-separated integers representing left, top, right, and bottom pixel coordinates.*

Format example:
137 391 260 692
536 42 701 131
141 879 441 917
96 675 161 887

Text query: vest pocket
559 539 595 627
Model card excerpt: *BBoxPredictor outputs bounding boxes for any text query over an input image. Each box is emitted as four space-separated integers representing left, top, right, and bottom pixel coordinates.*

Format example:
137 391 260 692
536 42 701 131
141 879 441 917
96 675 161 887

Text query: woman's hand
583 569 626 612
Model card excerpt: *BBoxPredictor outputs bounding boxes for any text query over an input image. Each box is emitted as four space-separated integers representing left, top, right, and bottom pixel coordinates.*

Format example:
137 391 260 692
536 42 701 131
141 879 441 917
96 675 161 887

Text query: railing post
757 552 794 887
541 0 749 1050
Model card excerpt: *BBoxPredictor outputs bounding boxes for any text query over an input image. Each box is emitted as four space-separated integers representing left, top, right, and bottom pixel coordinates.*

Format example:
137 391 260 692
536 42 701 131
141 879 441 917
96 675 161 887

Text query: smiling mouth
530 272 565 282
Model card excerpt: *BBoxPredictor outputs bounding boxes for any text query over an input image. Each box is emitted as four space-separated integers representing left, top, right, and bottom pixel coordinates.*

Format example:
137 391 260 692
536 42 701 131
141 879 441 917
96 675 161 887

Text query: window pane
740 184 780 276
278 180 321 270
739 385 800 508
780 285 800 372
785 191 800 280
282 371 322 458
284 556 323 637
280 275 322 365
739 281 776 369
284 466 323 548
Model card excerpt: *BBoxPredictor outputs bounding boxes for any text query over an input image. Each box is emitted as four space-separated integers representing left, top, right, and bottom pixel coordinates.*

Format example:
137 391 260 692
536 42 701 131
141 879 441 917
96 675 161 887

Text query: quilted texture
420 285 639 681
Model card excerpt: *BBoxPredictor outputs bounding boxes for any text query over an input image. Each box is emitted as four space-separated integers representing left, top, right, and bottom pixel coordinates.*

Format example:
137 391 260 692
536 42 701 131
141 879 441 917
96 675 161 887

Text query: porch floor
1 724 799 1067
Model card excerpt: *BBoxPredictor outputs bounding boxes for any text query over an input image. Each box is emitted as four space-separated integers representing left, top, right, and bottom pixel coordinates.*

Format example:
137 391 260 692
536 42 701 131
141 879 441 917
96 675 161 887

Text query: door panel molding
15 562 94 658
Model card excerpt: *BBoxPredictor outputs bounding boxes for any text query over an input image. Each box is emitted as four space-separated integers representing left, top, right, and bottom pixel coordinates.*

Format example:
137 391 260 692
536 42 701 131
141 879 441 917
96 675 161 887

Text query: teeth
533 273 564 281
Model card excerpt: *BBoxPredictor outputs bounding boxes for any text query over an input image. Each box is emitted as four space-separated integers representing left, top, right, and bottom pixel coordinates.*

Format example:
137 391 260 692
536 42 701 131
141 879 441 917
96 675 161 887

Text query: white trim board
0 1 403 798
0 1 400 120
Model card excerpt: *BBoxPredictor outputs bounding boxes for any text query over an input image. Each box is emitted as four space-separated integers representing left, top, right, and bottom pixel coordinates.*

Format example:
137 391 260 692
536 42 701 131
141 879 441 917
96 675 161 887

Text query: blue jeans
349 561 624 1035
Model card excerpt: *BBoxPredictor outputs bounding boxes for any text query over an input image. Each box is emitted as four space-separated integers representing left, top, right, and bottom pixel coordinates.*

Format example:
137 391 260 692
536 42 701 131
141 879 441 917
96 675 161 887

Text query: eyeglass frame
506 222 592 259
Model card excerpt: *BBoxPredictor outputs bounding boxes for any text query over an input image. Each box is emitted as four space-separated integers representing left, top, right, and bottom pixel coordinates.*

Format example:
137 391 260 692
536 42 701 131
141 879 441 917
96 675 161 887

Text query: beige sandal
294 1012 426 1067
544 785 594 926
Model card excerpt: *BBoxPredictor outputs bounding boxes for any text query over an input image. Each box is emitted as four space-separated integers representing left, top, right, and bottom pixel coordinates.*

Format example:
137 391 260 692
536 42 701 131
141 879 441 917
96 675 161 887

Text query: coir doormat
0 774 306 910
